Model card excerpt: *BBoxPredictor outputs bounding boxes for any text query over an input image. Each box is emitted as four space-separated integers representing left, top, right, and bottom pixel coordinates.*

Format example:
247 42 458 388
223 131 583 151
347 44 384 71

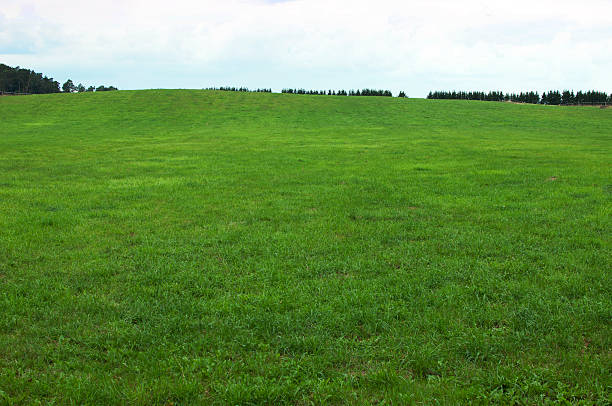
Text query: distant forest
0 64 60 94
282 88 396 97
3 62 609 105
206 86 404 97
0 63 117 94
427 90 611 105
205 87 272 93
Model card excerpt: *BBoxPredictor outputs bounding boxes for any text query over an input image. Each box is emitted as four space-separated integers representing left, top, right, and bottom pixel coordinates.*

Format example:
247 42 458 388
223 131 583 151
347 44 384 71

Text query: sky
1 0 611 96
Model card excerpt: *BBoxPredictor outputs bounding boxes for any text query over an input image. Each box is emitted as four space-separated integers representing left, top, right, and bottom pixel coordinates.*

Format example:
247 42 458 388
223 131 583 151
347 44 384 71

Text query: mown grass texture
0 90 611 404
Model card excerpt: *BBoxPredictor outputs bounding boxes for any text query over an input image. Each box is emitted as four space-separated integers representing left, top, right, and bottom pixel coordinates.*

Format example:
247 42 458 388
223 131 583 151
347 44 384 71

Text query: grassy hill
1 90 610 404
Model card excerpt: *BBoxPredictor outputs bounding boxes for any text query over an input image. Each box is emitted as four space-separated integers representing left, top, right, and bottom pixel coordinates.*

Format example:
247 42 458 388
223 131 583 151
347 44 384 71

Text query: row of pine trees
427 90 611 105
205 87 272 93
206 87 406 97
281 88 398 97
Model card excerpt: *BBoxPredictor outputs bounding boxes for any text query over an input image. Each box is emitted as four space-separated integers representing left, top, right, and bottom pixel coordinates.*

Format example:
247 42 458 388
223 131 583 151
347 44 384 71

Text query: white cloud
1 0 611 95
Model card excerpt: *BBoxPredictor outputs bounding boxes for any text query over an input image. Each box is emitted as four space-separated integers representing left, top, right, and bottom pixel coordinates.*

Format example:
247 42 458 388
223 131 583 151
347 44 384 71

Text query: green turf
0 90 610 404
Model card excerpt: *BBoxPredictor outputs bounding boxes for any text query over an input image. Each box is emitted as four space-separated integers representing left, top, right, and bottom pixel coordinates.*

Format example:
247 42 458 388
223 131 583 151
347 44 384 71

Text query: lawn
0 90 610 404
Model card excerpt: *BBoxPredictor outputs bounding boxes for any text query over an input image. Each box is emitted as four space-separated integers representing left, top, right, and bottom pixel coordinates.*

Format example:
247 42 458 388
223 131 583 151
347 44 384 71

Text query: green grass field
1 90 610 404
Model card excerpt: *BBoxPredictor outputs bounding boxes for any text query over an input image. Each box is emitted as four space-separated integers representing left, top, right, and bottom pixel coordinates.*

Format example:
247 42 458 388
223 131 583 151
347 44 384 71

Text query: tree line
0 63 60 94
0 63 118 94
204 87 407 97
205 86 272 93
427 90 611 105
281 88 399 97
542 90 610 105
61 79 118 93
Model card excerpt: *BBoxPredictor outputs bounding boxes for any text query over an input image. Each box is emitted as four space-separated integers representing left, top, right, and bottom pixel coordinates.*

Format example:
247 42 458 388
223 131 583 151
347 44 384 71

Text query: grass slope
0 90 610 404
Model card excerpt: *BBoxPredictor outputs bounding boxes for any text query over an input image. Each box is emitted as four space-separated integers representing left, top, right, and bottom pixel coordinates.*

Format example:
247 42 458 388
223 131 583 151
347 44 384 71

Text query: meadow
0 90 610 404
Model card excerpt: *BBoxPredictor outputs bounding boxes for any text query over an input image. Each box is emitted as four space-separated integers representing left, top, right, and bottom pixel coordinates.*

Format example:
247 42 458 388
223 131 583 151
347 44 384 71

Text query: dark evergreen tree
561 90 575 105
62 79 76 93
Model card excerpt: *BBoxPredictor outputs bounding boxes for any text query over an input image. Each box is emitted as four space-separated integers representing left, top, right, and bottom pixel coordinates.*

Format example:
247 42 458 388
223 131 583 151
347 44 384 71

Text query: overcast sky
1 0 611 96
